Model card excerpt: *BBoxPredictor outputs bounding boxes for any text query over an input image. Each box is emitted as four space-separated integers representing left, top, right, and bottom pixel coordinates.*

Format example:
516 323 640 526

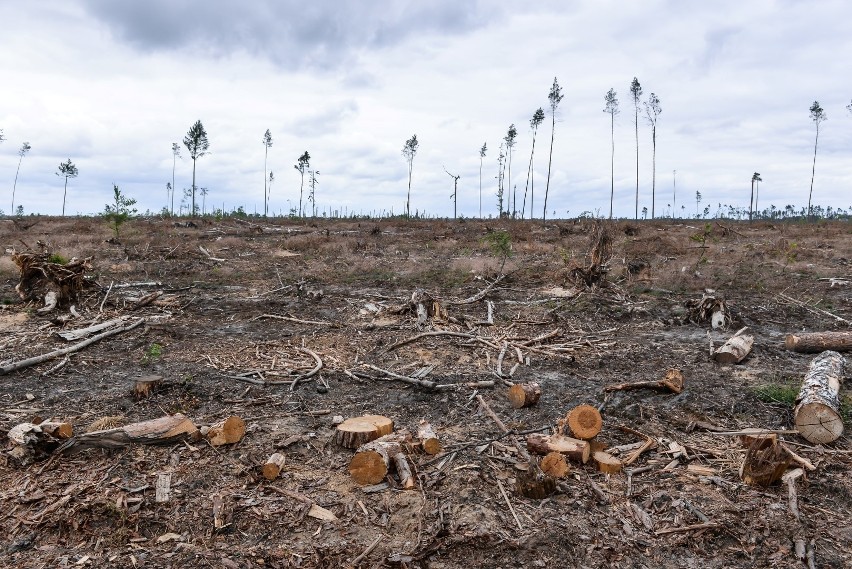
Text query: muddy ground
1 216 851 568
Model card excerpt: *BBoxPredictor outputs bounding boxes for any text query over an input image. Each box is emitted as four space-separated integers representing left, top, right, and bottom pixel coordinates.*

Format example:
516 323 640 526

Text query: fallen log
592 450 623 474
417 421 442 455
56 317 131 341
59 413 199 453
202 416 246 446
785 331 852 353
604 368 684 394
526 433 590 464
507 382 541 408
565 404 602 440
794 350 846 444
262 453 286 481
335 415 394 449
713 328 754 364
540 451 569 478
349 436 403 485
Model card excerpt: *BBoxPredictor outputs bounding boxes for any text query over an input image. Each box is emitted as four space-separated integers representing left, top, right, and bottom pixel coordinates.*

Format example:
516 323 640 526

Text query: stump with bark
565 405 603 440
794 350 846 444
526 433 590 463
507 382 541 408
262 453 286 481
516 461 557 499
335 415 394 449
740 441 792 486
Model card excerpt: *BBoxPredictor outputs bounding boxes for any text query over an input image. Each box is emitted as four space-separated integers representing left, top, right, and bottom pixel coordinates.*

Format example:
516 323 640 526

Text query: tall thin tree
294 151 310 217
807 101 826 219
262 129 273 217
56 159 78 216
478 142 487 218
11 142 31 213
543 77 563 221
170 142 181 215
444 166 461 219
182 120 210 217
603 89 619 219
630 77 643 220
496 143 506 217
308 170 320 217
521 108 545 219
402 135 419 218
753 172 763 219
504 124 517 217
749 172 760 221
644 93 661 219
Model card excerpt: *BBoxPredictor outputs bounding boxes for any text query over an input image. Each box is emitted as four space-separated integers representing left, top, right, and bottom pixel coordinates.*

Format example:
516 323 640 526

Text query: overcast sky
2 0 851 219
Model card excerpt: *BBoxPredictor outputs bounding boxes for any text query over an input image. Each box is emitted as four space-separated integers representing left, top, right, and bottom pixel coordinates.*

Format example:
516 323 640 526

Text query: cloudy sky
1 0 851 219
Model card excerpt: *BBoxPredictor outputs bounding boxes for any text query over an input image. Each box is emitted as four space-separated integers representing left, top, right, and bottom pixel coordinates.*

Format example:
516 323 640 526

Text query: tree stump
516 461 556 499
349 436 402 485
794 350 846 444
785 331 852 353
507 382 541 408
335 415 394 449
565 405 602 440
133 375 163 400
740 441 792 486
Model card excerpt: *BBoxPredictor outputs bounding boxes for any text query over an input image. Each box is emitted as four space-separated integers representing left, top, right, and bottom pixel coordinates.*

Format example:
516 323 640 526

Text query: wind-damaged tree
504 124 518 217
522 108 545 219
644 93 661 219
478 142 487 218
308 169 320 217
630 77 643 220
543 77 563 221
262 129 273 217
268 171 275 214
749 172 762 221
56 159 78 216
170 142 181 215
11 142 31 214
603 89 619 219
806 101 826 219
294 151 310 217
444 166 461 219
402 134 419 218
183 120 210 217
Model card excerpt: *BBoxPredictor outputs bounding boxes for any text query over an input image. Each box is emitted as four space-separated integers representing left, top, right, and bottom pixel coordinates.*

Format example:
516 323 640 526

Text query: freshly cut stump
592 451 622 474
738 429 777 450
507 382 541 408
133 375 163 400
262 453 286 481
566 405 603 440
349 437 402 485
417 421 442 455
714 333 754 364
203 416 246 446
335 415 394 449
526 433 590 464
540 452 569 478
794 351 846 444
785 331 852 353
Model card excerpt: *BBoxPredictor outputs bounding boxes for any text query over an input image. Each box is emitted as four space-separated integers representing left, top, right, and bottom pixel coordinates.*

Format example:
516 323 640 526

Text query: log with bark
794 350 846 444
335 415 394 449
526 433 590 464
539 451 569 478
349 435 403 485
604 368 684 394
59 413 199 453
713 328 754 364
564 404 602 440
785 331 852 353
507 382 541 408
262 453 287 481
201 416 246 446
417 420 442 455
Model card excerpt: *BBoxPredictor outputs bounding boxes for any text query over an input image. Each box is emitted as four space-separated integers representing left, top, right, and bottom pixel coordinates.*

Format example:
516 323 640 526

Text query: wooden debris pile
10 244 94 312
685 291 729 328
569 220 613 288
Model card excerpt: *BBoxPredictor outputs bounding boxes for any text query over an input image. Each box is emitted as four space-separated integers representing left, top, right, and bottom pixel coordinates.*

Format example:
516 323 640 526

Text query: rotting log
540 451 569 478
785 331 852 353
335 415 394 449
740 440 792 486
592 450 622 474
349 436 403 485
714 329 754 364
565 405 603 440
526 433 590 464
202 416 246 446
507 382 541 409
60 413 199 453
417 421 442 455
794 350 846 444
262 453 286 481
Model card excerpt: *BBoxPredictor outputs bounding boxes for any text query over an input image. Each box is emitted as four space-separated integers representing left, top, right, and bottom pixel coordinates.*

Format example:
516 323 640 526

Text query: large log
526 433 590 464
565 405 602 440
335 415 394 449
60 414 199 453
349 436 403 485
785 331 852 353
714 330 754 364
794 351 846 444
507 382 541 408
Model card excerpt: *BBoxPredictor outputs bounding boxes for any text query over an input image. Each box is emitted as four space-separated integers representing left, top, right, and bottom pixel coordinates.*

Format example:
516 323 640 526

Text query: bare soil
1 216 851 568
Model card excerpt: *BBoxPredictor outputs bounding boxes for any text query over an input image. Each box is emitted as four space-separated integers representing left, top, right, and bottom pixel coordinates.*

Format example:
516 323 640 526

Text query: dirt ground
1 215 851 568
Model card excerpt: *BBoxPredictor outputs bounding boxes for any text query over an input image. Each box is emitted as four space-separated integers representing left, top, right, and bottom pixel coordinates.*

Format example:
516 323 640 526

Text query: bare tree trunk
479 158 483 218
299 172 304 217
634 102 639 220
12 154 23 213
749 179 755 221
264 146 269 217
171 155 176 215
406 162 413 218
522 127 538 220
62 178 68 217
191 158 197 217
807 124 819 219
543 114 556 221
651 124 656 219
609 113 615 219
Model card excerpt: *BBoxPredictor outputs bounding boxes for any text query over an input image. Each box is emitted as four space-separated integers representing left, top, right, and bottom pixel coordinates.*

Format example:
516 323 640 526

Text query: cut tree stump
262 453 287 481
714 329 754 364
526 433 590 464
516 461 557 499
349 436 403 485
417 420 442 455
202 416 246 446
738 428 777 450
740 440 792 486
507 382 541 408
133 375 163 400
592 451 622 474
565 405 603 440
794 350 846 444
540 451 569 478
335 415 394 449
60 413 199 452
785 331 852 353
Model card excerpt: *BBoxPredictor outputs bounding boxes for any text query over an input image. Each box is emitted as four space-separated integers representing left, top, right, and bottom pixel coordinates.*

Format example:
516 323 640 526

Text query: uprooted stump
11 246 94 311
569 220 613 288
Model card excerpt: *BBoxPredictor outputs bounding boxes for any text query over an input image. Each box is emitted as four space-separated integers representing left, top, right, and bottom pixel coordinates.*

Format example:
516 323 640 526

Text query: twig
496 479 523 531
654 522 721 535
254 313 333 326
362 364 437 389
99 280 114 313
350 535 383 566
779 292 851 325
289 347 323 391
447 273 506 305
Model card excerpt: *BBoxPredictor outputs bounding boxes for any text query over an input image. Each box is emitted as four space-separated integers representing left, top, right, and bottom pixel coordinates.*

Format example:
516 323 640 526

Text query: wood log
794 351 846 444
785 331 852 353
592 451 622 474
393 452 416 489
335 415 394 449
565 405 602 440
603 368 684 394
417 420 442 455
740 441 792 486
507 382 541 408
540 451 569 478
516 461 557 499
262 453 286 481
60 413 199 453
526 433 590 464
203 416 246 446
714 331 754 364
133 375 163 400
38 421 73 439
349 436 402 485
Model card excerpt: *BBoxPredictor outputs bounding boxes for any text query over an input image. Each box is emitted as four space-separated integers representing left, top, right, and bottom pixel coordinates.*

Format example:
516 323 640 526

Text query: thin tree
496 143 506 216
308 170 320 217
444 166 461 219
630 77 643 220
603 89 619 219
170 142 181 215
402 134 419 218
753 173 763 218
521 108 545 219
749 172 761 221
543 77 564 221
262 129 273 217
672 170 677 219
200 187 208 216
503 124 517 217
268 171 274 215
806 101 826 219
478 142 487 218
294 151 310 217
56 159 78 216
644 93 661 219
182 120 210 217
11 142 31 213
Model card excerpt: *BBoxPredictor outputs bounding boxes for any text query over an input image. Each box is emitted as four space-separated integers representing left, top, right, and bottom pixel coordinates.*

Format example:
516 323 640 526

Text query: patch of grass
753 383 799 406
141 342 162 365
48 253 68 265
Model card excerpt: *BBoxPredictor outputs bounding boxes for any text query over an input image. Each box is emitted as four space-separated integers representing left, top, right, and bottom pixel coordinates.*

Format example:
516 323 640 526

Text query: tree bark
61 413 199 453
417 421 442 455
349 436 403 485
526 433 590 464
714 331 754 364
507 382 541 409
785 331 852 353
794 350 845 444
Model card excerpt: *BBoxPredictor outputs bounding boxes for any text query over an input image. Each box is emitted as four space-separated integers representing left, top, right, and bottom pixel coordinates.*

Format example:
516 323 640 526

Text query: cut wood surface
335 415 394 449
507 382 541 408
740 441 792 486
785 331 852 353
349 436 402 485
133 375 163 400
714 330 754 364
60 413 199 452
203 416 246 446
38 421 73 439
526 433 590 463
566 404 603 440
593 451 623 474
794 350 846 444
738 428 777 450
540 451 569 478
262 453 286 481
417 421 442 455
